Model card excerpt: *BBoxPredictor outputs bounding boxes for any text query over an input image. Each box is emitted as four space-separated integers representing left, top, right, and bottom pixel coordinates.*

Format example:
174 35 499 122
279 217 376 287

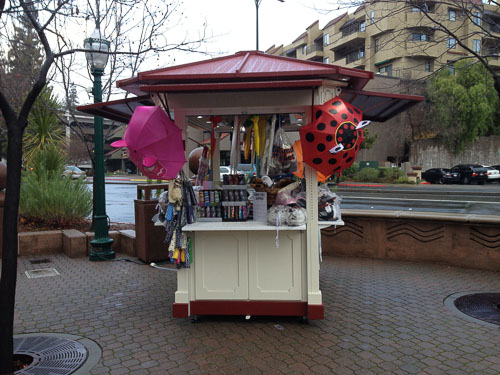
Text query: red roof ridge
292 31 307 43
323 13 347 29
306 20 319 30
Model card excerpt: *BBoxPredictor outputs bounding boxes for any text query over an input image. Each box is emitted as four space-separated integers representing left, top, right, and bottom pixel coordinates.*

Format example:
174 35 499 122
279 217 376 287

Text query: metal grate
454 293 500 326
14 336 87 375
25 268 60 279
29 258 52 265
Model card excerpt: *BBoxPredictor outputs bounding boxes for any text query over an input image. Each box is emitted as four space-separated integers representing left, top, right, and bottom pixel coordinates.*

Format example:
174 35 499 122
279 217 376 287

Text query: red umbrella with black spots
299 96 369 177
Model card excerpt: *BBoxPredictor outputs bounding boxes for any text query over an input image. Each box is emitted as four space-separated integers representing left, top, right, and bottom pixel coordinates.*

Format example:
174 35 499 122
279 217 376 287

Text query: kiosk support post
305 164 323 319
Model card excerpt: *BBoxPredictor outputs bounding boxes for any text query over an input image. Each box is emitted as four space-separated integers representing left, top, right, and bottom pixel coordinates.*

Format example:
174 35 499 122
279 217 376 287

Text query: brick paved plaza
12 254 500 374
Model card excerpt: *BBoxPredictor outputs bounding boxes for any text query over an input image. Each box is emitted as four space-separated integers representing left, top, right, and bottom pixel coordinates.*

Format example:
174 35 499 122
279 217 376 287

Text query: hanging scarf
209 115 222 156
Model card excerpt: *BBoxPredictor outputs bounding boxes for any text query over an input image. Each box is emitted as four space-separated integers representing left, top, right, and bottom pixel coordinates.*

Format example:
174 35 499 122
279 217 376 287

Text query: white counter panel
248 231 305 301
194 231 248 300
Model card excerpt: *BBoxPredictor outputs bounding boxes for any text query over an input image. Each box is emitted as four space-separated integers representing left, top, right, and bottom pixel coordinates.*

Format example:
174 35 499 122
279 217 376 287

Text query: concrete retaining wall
410 136 500 170
18 230 136 258
322 210 500 272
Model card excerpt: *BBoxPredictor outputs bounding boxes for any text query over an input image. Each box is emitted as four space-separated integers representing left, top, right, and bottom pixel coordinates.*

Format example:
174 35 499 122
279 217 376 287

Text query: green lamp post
84 25 115 261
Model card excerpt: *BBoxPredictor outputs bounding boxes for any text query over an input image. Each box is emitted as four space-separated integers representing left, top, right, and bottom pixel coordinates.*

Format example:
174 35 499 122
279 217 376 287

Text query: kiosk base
172 301 324 320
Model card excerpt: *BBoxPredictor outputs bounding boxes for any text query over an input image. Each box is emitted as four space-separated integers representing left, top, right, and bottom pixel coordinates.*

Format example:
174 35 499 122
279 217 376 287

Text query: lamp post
84 25 115 261
254 0 284 50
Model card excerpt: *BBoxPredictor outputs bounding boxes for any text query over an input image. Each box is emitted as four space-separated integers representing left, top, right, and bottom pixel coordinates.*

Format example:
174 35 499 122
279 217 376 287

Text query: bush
354 167 379 182
342 162 359 179
395 176 413 184
20 148 92 227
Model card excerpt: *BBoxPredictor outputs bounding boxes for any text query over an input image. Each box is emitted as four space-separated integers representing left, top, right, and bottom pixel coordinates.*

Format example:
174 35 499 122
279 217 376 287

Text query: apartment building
267 0 500 80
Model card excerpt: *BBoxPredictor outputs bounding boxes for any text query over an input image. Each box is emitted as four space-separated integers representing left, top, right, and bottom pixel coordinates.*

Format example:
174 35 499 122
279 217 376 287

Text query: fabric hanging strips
209 115 222 156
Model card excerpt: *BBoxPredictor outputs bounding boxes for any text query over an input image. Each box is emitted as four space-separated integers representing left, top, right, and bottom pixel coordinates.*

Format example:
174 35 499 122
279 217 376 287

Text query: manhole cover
25 268 60 279
14 336 87 374
453 293 500 326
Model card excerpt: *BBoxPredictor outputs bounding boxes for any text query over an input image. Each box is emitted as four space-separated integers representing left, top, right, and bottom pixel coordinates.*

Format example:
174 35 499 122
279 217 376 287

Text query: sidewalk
13 254 500 374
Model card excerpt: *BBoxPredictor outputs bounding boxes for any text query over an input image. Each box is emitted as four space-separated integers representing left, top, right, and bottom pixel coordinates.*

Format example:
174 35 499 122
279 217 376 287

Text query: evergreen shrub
20 147 92 227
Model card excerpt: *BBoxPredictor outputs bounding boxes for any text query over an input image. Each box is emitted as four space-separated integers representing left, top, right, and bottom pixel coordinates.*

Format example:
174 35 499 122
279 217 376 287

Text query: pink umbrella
111 106 186 180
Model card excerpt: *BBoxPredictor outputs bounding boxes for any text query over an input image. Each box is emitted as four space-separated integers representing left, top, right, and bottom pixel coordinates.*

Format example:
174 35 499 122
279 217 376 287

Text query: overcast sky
172 0 345 64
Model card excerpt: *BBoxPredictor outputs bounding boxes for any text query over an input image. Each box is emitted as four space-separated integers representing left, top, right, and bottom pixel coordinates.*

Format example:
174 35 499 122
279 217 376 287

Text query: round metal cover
453 293 500 326
14 335 87 375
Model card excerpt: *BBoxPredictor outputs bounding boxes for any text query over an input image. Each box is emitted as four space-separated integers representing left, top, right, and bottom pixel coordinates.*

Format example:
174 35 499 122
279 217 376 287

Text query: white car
63 166 86 179
482 166 500 182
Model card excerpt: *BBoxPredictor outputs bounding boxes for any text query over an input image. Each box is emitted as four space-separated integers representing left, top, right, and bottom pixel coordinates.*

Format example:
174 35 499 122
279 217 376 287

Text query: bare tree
324 0 500 98
0 1 208 372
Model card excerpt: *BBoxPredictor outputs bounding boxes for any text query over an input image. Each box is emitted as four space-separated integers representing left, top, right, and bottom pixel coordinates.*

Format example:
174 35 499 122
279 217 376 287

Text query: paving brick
10 254 500 374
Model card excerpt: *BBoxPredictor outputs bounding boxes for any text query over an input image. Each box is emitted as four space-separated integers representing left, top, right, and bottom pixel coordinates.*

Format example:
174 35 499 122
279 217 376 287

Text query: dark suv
450 164 488 184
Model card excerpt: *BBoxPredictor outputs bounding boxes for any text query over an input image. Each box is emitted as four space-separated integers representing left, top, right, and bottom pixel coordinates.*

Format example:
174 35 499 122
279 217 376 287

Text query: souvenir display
299 97 369 177
110 106 185 180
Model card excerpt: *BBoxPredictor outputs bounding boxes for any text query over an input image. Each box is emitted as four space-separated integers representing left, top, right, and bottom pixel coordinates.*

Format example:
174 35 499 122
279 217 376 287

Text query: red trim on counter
189 300 308 317
307 304 325 320
172 303 189 318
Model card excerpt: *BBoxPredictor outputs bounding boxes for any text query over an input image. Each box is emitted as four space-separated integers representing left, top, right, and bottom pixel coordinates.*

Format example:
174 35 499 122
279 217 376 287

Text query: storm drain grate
453 293 500 326
29 258 52 265
14 336 87 375
25 268 60 279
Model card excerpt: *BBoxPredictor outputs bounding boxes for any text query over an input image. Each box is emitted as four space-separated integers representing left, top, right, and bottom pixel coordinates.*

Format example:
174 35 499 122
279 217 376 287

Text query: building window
302 45 307 55
370 10 375 24
412 33 430 41
448 9 456 21
447 38 456 49
324 33 329 46
378 64 393 76
425 61 432 72
473 12 481 26
374 38 380 52
473 39 481 53
360 48 365 58
323 57 329 64
360 21 366 32
447 63 455 75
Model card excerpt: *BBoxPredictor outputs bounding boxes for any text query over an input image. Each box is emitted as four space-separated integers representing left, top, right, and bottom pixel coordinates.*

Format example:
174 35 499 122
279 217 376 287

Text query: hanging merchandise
258 116 267 158
209 116 222 156
110 106 186 180
292 140 330 183
244 126 253 160
229 116 241 173
269 126 298 175
195 146 210 186
299 96 370 177
260 115 276 177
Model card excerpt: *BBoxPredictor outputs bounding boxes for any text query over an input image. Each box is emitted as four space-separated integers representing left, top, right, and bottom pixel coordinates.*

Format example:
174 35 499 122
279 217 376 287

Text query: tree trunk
0 121 25 374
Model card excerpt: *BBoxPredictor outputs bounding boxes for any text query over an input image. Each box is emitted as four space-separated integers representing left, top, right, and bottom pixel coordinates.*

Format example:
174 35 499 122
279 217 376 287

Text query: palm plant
23 86 65 167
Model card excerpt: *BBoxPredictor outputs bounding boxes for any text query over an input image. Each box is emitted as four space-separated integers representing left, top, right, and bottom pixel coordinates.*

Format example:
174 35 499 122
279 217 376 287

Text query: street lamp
84 25 115 261
254 0 284 51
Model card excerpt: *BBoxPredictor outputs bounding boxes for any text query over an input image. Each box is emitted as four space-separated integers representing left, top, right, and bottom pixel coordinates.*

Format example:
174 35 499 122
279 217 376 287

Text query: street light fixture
84 24 115 261
254 0 284 51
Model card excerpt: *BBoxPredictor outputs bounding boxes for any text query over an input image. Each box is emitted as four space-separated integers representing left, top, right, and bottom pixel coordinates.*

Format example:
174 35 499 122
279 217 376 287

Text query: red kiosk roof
116 50 374 96
78 51 423 122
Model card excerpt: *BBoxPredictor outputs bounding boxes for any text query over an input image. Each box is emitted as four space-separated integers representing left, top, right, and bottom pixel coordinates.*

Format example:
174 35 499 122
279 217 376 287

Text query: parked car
63 165 86 179
482 166 500 183
421 168 459 184
450 164 488 184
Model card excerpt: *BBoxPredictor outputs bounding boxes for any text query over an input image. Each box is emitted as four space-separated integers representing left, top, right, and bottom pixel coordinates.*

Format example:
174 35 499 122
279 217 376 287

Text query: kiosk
78 51 423 320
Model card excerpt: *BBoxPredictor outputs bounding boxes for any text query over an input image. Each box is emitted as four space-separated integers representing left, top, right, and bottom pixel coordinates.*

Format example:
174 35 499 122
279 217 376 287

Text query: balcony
330 31 366 51
405 41 441 58
367 17 399 36
405 11 436 28
305 44 324 61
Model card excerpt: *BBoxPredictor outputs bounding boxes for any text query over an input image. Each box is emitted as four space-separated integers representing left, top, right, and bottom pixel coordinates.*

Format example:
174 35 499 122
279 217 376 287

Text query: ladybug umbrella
292 140 330 183
111 106 186 180
299 97 369 177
